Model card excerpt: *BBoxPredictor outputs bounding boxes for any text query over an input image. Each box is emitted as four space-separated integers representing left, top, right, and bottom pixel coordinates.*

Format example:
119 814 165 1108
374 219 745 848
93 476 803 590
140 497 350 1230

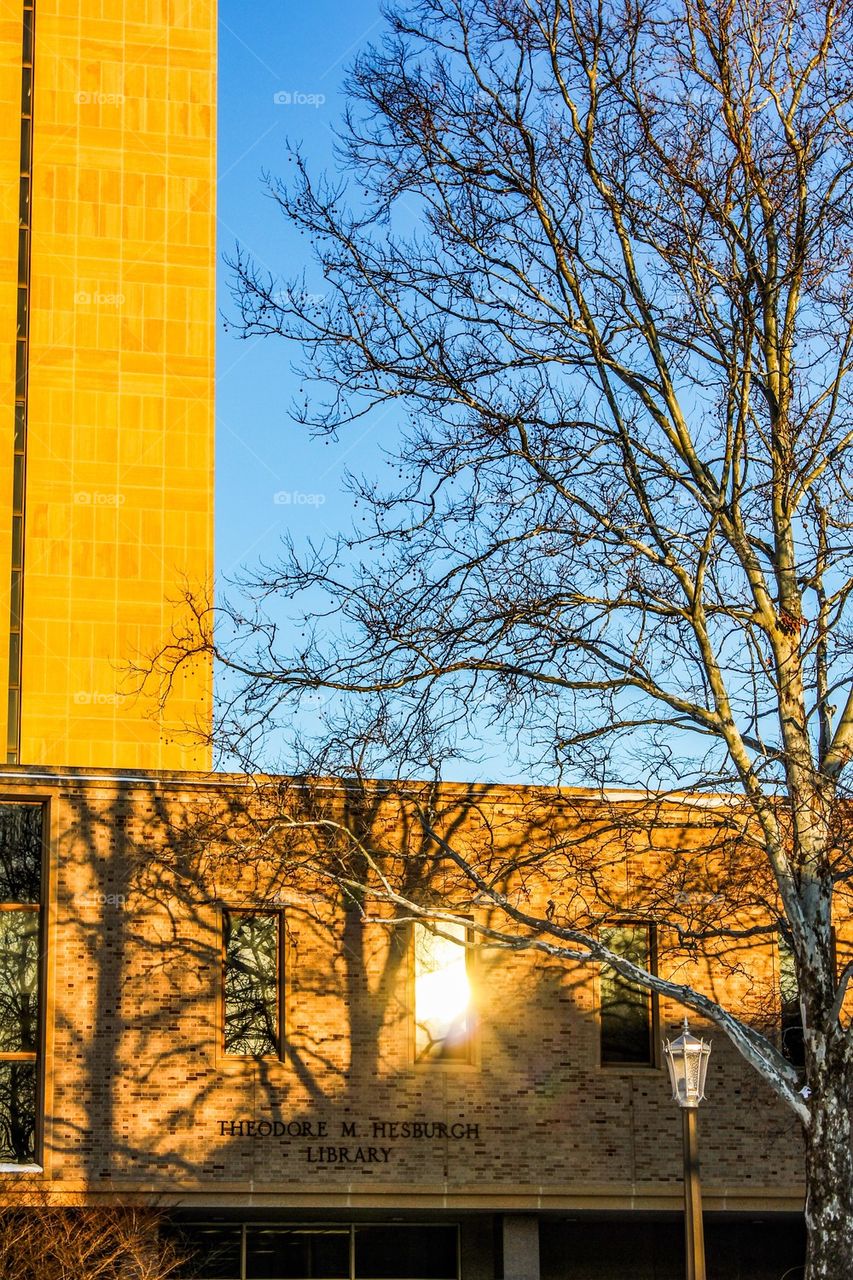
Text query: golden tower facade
0 1 215 769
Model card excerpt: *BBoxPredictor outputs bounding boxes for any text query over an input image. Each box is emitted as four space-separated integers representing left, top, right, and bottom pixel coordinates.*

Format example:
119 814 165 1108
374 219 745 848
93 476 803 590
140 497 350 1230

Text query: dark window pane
18 176 30 230
175 1225 242 1279
16 228 27 286
14 403 25 452
19 116 31 180
246 1227 349 1278
22 7 33 69
20 64 32 117
0 804 42 902
9 570 22 632
0 1060 36 1163
355 1225 458 1279
600 924 654 1065
11 513 23 571
0 910 39 1052
223 912 279 1056
16 286 27 339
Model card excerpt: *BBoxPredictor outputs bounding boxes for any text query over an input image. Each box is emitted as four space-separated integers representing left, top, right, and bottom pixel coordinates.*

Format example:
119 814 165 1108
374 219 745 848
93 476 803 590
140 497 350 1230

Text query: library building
0 1 823 1278
0 772 813 1279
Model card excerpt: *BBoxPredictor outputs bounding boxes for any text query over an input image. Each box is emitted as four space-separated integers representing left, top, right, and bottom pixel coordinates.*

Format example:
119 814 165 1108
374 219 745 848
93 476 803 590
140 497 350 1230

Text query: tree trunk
804 1066 853 1280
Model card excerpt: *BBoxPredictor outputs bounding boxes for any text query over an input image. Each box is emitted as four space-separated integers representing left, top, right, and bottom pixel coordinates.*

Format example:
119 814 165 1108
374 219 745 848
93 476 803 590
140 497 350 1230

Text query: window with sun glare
414 919 473 1063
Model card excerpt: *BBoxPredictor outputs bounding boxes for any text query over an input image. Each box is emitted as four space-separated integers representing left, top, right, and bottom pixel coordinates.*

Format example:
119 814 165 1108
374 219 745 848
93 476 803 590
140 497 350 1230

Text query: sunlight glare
415 922 471 1057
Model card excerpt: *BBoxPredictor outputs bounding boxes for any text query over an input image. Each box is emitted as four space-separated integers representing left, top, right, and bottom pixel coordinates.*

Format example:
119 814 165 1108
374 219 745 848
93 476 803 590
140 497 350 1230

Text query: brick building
0 766 813 1278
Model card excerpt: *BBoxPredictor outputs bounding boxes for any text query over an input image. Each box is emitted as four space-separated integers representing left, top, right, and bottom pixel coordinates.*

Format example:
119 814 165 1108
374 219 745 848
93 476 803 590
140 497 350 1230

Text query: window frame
0 902 41 1057
0 798 47 1171
220 908 285 1062
411 916 478 1069
597 920 659 1071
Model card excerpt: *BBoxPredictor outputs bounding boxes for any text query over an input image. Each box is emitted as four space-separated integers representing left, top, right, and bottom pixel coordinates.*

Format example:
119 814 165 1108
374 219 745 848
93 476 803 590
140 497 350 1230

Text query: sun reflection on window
414 919 473 1062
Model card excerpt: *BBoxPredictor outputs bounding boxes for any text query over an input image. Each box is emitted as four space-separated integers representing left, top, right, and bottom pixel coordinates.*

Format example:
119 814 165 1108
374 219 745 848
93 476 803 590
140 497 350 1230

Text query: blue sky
217 2 520 778
216 0 387 586
215 2 537 781
214 4 646 786
212 4 711 786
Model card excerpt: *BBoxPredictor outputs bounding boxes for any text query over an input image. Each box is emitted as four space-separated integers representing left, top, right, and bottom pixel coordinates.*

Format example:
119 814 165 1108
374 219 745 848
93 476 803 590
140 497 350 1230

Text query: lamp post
663 1018 712 1280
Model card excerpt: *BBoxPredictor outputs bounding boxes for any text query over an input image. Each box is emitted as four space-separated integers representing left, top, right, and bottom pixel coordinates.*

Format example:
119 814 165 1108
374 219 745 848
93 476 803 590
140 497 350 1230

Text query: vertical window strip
7 0 35 765
599 922 657 1066
222 910 281 1057
0 802 43 1166
413 919 474 1063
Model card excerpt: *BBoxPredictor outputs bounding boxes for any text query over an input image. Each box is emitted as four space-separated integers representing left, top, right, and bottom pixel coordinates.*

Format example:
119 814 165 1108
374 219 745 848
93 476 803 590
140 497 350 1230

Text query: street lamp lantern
663 1017 712 1108
662 1017 711 1280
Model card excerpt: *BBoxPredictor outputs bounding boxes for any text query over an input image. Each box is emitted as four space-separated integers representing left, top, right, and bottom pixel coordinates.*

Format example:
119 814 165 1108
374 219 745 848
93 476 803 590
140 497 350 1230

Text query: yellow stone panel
10 0 216 770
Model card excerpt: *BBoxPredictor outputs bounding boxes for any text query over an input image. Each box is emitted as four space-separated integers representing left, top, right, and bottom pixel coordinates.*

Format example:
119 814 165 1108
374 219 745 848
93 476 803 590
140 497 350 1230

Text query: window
175 1224 460 1280
354 1225 457 1278
414 920 473 1063
599 923 656 1066
246 1227 349 1279
222 911 281 1057
0 802 43 1164
175 1224 242 1279
778 935 805 1068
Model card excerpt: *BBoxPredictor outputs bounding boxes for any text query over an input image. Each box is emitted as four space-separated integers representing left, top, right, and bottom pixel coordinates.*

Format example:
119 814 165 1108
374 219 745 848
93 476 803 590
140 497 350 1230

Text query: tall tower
0 1 215 769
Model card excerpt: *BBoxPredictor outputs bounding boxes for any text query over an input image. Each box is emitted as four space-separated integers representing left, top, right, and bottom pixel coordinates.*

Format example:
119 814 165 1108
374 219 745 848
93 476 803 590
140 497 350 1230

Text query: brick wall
0 766 815 1212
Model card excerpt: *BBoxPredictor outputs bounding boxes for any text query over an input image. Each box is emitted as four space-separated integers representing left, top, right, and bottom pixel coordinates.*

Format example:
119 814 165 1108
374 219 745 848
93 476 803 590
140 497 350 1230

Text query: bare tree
0 1189 190 1280
185 0 853 1273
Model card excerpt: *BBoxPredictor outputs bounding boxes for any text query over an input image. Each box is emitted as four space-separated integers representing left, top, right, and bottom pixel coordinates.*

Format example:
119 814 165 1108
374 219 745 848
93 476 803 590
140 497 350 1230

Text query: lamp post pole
663 1018 712 1280
682 1104 705 1280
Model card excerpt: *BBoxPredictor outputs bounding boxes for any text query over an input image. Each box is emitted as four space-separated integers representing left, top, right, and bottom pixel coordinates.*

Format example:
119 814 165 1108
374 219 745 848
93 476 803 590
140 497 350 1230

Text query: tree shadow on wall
0 768 806 1212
